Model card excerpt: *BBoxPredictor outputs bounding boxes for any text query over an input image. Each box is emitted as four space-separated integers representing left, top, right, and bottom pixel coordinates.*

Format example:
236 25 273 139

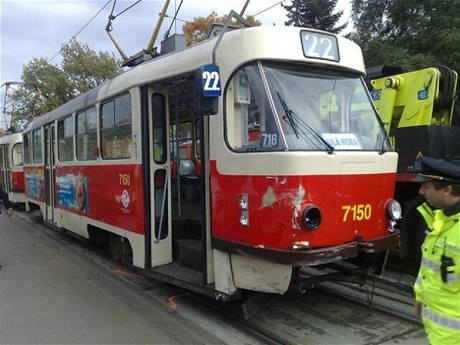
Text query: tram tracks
17 210 424 344
314 271 422 325
187 294 292 345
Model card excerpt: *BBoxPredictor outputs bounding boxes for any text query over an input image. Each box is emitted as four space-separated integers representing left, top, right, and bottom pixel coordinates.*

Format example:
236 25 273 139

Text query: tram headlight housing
386 199 402 221
301 205 322 230
239 194 249 227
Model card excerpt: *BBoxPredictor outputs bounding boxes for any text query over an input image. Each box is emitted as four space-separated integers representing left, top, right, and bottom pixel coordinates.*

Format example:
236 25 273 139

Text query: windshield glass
225 62 390 152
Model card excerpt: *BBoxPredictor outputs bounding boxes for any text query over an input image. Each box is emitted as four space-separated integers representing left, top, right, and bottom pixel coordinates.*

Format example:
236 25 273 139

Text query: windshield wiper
277 92 334 154
277 92 300 139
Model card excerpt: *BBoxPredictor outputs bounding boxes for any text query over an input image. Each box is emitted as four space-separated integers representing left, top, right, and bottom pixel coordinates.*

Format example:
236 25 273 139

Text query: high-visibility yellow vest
415 202 460 345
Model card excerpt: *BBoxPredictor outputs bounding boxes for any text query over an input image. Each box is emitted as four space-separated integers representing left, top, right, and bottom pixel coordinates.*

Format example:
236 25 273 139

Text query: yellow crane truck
368 65 459 273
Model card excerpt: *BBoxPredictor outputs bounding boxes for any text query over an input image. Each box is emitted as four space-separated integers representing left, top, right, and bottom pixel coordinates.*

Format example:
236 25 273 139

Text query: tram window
58 116 74 162
12 143 23 166
152 93 167 164
0 147 3 169
76 107 97 161
24 132 32 164
101 93 132 159
33 129 43 163
226 64 282 152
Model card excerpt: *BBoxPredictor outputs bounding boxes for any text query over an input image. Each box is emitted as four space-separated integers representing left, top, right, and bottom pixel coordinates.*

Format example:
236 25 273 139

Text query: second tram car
0 132 25 204
22 26 400 299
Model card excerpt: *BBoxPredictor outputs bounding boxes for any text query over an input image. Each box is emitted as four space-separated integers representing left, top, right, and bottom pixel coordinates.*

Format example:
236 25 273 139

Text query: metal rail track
17 210 287 344
187 294 291 345
315 278 422 325
19 209 421 342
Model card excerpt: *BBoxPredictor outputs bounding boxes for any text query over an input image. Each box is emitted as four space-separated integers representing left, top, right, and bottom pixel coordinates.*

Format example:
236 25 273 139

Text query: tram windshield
225 62 390 152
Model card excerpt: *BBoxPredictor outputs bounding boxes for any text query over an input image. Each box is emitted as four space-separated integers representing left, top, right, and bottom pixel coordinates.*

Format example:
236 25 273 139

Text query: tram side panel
24 166 46 208
0 134 25 204
53 164 145 235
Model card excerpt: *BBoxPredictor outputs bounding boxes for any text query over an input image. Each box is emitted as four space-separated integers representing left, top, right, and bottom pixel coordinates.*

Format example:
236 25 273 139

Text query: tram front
207 27 400 294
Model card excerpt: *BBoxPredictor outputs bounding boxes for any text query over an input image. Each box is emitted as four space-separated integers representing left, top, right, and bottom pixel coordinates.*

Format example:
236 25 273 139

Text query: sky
0 0 351 129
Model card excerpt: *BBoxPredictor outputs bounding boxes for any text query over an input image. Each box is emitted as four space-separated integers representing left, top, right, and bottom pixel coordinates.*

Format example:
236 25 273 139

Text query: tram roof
24 26 364 132
0 132 22 145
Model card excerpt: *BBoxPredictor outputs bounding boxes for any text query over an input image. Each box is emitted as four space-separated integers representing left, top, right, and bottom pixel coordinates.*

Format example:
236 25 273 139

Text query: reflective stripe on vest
422 256 439 271
421 257 460 283
444 242 460 256
415 275 423 288
422 306 460 330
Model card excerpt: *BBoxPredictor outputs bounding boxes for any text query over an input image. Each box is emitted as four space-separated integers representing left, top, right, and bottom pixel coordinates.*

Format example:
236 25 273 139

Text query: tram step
176 239 203 271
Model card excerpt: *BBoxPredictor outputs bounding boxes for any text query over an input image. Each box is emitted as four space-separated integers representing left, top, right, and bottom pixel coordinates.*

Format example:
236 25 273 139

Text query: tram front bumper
357 231 400 253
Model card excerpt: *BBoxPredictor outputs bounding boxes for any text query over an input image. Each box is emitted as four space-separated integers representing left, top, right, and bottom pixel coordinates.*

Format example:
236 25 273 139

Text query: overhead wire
48 0 113 63
253 0 286 17
164 0 184 39
113 0 143 18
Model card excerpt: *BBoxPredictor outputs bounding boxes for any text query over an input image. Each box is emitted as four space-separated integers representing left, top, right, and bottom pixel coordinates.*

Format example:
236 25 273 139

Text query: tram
0 132 25 204
22 25 400 299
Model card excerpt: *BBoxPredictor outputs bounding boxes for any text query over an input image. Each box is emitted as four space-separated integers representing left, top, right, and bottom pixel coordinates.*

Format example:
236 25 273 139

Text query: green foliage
11 40 122 126
349 0 460 118
61 40 121 93
282 0 346 34
350 0 460 73
11 58 73 124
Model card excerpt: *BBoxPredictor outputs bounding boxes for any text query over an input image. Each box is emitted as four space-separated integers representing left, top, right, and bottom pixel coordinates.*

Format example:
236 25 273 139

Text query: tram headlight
239 194 248 210
239 194 249 227
301 205 322 230
386 199 402 221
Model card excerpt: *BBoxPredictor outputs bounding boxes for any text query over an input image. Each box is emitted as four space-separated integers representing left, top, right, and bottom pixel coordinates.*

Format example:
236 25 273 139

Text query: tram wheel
108 234 123 261
121 239 133 265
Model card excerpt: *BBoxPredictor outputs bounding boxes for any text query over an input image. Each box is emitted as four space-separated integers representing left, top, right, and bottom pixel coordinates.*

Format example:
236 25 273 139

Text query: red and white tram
23 25 400 299
0 132 25 204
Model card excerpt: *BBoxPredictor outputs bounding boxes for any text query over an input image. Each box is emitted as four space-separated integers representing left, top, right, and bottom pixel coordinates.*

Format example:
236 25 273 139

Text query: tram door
0 145 8 192
148 90 172 267
44 124 56 222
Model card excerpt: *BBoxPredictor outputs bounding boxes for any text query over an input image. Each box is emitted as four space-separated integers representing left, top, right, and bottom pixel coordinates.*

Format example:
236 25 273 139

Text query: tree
282 0 347 34
182 11 261 45
61 40 121 93
349 0 460 72
11 40 122 125
349 0 460 118
11 58 73 124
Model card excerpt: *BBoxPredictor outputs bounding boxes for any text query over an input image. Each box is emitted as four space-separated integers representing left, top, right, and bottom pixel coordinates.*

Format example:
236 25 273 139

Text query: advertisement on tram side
57 173 89 214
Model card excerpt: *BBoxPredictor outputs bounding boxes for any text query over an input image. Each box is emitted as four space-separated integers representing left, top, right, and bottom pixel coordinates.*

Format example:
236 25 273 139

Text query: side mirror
194 64 221 116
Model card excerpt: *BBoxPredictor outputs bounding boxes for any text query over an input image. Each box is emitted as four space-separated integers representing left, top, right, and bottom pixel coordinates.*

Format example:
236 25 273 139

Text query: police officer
414 156 460 345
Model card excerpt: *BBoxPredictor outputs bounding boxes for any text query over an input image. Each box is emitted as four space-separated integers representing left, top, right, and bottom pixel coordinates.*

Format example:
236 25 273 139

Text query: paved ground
0 211 429 345
0 212 261 345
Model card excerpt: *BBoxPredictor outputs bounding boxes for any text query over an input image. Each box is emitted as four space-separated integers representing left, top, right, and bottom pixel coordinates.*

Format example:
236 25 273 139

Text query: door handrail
154 167 169 243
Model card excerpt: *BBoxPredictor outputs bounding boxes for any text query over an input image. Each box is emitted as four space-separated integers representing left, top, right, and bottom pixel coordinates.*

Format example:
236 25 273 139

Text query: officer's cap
414 156 460 184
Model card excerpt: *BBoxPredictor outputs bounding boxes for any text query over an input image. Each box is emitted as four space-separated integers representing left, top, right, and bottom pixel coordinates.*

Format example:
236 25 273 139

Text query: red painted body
54 165 145 234
10 171 24 192
25 164 145 235
210 161 396 250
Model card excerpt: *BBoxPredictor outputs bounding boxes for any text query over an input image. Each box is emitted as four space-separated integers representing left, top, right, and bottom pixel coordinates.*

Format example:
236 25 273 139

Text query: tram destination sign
200 64 222 97
300 31 339 62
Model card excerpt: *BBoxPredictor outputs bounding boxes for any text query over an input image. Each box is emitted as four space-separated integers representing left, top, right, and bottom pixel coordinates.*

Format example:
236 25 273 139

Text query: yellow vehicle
369 65 459 271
